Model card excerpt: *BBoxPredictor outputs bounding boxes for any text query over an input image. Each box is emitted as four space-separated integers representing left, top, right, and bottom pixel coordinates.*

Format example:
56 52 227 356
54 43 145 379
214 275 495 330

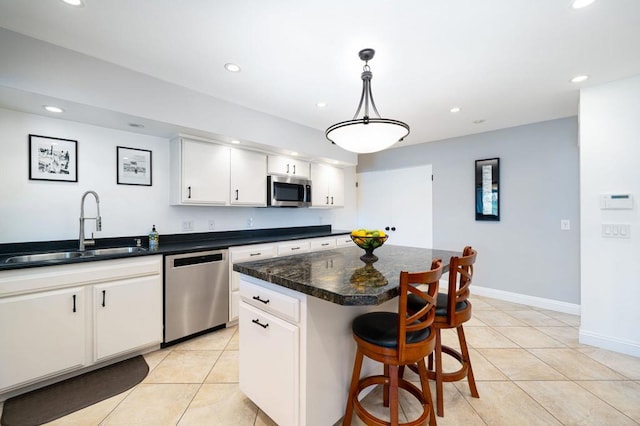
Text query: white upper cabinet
230 148 267 206
170 137 230 206
310 163 345 207
267 155 310 179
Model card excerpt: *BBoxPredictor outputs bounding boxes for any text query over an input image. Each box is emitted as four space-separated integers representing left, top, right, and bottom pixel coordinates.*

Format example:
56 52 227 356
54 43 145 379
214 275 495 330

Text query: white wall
579 75 640 357
0 108 357 244
358 118 581 307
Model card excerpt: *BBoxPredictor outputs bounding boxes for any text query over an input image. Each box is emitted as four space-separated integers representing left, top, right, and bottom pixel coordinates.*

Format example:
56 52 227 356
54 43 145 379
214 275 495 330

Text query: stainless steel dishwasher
164 249 229 343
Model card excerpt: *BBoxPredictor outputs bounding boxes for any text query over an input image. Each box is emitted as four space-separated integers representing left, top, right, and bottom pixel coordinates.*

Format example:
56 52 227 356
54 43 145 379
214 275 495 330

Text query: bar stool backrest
445 246 477 326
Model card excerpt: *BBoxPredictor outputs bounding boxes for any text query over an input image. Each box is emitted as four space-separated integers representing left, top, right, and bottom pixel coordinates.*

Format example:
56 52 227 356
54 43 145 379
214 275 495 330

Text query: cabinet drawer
240 279 299 323
230 244 276 262
336 235 353 247
277 240 310 256
310 237 336 251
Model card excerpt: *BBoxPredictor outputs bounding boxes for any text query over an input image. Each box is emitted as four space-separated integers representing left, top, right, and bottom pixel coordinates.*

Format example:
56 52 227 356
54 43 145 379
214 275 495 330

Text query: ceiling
1 0 640 148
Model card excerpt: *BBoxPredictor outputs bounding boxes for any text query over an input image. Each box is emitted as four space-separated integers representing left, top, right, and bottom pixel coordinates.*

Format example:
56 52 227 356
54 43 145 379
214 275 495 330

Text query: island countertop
233 245 460 306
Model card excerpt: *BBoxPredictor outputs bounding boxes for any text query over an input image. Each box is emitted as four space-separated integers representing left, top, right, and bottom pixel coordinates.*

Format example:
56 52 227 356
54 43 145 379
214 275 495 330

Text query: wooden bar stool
408 246 478 417
343 259 443 426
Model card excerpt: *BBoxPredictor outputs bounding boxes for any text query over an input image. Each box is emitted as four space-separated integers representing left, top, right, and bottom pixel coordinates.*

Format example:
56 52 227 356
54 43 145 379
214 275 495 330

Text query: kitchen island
234 245 458 426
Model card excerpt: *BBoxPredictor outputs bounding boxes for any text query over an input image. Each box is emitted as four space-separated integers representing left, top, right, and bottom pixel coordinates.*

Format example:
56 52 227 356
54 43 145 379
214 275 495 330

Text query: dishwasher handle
172 253 224 268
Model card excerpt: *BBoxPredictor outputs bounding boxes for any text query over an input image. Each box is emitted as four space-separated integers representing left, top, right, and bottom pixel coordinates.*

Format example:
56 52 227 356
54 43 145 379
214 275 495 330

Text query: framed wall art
29 134 78 182
475 157 500 221
117 146 152 186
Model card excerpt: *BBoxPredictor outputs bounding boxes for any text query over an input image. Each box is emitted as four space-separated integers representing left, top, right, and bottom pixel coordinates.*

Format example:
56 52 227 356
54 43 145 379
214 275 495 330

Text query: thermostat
600 194 633 209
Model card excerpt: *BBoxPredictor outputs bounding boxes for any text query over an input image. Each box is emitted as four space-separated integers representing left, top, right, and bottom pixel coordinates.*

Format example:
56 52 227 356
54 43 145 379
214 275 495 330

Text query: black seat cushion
407 293 468 317
352 312 431 348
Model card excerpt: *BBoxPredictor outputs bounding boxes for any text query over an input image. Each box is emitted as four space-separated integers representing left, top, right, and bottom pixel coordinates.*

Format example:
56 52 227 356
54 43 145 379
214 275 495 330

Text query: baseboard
579 329 640 358
473 285 581 315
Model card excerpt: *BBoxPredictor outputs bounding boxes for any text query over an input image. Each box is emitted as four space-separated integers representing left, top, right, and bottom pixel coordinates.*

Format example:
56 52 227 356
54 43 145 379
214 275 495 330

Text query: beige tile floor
2 295 639 425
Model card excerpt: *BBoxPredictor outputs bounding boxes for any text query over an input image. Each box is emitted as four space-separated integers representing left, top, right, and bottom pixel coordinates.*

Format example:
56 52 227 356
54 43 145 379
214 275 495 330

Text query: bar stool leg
417 359 437 426
389 365 399 426
457 325 479 398
435 329 445 417
343 350 364 426
383 364 390 407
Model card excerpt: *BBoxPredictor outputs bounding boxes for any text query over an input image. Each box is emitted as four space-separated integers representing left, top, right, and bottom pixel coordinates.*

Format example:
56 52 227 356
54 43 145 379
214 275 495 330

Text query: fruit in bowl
350 229 388 262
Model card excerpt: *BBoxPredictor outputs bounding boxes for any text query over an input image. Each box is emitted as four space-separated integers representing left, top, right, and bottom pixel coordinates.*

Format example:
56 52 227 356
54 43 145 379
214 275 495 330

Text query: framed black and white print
117 146 152 186
475 158 500 221
29 134 78 182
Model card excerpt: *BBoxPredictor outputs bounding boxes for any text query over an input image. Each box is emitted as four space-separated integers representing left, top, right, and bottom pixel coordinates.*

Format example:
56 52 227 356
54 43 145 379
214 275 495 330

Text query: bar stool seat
343 259 443 426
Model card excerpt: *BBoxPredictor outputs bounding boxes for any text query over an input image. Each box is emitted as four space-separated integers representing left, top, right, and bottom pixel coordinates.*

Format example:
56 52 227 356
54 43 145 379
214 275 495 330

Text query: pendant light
325 48 410 153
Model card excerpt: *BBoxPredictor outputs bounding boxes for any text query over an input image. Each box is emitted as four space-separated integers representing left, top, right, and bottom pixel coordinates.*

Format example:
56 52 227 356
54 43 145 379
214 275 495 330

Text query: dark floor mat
1 355 149 426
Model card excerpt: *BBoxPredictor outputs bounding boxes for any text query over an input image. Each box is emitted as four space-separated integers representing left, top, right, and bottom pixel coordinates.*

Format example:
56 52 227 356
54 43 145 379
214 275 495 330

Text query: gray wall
358 117 580 304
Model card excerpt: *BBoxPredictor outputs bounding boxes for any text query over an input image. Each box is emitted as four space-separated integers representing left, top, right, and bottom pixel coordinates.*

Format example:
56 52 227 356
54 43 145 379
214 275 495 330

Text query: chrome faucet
79 190 102 250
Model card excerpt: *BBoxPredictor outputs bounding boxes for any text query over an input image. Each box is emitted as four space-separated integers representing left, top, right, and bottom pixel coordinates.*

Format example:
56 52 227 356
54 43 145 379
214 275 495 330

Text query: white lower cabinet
239 281 299 426
0 256 162 396
0 287 85 391
93 275 162 362
228 244 276 322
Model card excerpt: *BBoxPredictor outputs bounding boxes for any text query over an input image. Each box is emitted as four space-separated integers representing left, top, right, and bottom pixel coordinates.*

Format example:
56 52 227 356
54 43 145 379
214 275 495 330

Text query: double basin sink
5 246 147 264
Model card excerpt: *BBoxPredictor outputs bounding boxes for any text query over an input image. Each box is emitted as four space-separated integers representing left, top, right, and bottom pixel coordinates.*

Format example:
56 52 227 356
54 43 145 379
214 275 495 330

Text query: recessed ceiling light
224 63 241 73
128 122 144 128
571 75 589 83
230 140 241 144
61 0 84 6
316 102 328 109
290 151 298 156
44 105 64 113
571 0 595 9
450 107 461 113
473 119 486 124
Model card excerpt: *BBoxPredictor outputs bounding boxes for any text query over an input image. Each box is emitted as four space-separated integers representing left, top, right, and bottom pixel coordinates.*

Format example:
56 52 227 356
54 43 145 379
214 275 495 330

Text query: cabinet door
230 149 267 206
0 287 85 391
239 302 299 426
93 275 162 362
310 163 330 206
267 155 310 178
328 166 345 207
311 163 344 207
182 139 230 205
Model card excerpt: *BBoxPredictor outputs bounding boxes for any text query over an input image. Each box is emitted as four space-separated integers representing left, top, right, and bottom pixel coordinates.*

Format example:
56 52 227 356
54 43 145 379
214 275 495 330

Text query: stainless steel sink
4 246 147 264
5 251 85 263
85 246 147 256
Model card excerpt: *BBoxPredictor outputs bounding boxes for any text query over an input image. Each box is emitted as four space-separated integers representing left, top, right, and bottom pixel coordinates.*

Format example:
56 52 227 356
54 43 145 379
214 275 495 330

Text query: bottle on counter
149 225 159 250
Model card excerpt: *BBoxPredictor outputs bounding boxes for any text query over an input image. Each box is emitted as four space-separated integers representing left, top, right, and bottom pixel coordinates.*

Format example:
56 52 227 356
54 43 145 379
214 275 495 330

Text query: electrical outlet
181 220 194 232
208 219 216 231
247 217 253 228
560 219 571 231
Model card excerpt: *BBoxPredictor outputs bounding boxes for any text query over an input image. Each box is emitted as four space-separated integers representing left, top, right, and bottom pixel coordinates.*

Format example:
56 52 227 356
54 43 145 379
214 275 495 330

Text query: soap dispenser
149 225 159 250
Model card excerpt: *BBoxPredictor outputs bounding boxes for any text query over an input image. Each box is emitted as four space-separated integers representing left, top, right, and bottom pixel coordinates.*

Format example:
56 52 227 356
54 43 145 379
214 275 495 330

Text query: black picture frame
117 146 152 186
475 158 500 221
29 134 78 182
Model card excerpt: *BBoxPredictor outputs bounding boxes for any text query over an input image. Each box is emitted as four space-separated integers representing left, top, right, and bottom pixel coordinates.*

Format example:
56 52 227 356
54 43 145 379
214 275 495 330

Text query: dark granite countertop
0 226 350 271
234 245 460 306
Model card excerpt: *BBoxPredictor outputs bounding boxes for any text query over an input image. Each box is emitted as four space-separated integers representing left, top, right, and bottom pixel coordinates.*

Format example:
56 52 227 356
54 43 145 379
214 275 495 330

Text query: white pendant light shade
326 118 409 153
326 49 409 154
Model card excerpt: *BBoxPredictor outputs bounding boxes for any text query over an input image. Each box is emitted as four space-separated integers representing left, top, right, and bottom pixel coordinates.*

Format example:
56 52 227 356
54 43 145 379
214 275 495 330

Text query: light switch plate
182 220 194 232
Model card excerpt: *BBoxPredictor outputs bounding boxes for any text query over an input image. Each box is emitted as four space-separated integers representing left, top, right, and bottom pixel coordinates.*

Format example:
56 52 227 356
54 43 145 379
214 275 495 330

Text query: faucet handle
135 238 142 247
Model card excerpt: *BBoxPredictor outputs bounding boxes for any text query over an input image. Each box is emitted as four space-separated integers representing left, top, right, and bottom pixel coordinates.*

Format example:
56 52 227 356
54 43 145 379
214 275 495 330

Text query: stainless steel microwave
267 175 312 207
